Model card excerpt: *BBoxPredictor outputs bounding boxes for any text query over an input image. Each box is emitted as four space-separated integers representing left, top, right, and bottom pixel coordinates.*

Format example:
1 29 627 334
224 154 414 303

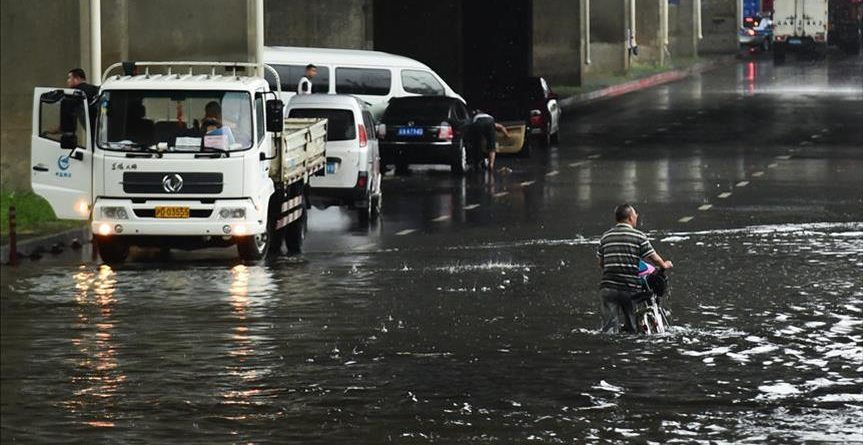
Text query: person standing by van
297 64 318 95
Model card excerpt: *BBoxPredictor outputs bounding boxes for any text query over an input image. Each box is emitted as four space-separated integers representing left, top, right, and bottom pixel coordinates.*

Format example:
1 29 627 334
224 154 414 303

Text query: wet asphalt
2 54 862 443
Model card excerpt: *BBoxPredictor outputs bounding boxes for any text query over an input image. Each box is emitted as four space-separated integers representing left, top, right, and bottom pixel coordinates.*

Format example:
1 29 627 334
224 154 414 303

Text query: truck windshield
97 90 253 152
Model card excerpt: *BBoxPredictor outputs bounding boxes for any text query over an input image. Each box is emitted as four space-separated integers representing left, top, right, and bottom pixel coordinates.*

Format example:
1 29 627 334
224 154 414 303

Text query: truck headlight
101 206 129 220
218 207 246 219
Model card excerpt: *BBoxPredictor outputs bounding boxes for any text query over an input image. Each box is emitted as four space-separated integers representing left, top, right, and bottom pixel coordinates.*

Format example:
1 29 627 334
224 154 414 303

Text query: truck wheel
773 44 786 63
450 140 467 174
96 236 129 265
285 208 306 254
237 224 272 262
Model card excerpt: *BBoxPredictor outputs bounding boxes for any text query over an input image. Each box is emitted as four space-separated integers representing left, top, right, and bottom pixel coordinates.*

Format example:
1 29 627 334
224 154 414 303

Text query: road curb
1 226 90 261
559 57 734 110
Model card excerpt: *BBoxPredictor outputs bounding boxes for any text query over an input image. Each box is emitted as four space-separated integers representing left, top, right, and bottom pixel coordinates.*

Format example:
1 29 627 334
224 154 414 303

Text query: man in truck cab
201 101 236 148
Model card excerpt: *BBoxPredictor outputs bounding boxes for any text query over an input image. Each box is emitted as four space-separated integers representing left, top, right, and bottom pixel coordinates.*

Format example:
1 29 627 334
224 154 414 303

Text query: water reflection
68 265 124 428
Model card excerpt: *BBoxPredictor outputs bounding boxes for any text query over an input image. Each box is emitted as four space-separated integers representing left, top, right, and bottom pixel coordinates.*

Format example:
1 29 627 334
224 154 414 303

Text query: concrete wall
532 0 582 86
699 0 739 53
1 0 83 192
266 0 371 49
585 0 627 81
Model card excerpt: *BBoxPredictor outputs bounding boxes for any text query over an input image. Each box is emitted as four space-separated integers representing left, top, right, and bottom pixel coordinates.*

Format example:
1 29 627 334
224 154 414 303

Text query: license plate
154 206 190 218
788 38 801 45
326 162 338 174
398 127 424 137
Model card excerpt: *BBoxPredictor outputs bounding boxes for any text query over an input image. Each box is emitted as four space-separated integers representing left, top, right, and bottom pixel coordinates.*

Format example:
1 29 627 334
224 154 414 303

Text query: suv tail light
529 110 545 128
356 171 368 190
377 123 386 139
438 122 453 140
358 124 368 147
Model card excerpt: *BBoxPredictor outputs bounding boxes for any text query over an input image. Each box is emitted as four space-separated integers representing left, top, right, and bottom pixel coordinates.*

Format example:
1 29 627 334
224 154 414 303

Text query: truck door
30 88 94 220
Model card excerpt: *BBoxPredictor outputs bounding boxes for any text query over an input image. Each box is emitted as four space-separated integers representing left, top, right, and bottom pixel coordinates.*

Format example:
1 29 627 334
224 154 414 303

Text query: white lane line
463 204 480 210
545 171 559 177
775 155 791 160
698 204 713 211
432 215 450 222
717 192 732 199
493 191 509 198
624 139 633 144
395 229 416 236
520 180 536 187
569 161 587 167
657 127 668 133
736 181 750 188
353 243 376 251
767 163 778 169
752 171 765 177
588 154 602 159
810 134 821 139
678 216 695 223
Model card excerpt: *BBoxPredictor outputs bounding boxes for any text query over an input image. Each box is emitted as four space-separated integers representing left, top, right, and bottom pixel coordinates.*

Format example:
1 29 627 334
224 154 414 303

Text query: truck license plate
788 38 801 45
154 206 190 218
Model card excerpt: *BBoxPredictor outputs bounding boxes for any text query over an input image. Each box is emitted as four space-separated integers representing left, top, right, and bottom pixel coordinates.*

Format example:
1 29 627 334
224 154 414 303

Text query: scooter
632 262 671 335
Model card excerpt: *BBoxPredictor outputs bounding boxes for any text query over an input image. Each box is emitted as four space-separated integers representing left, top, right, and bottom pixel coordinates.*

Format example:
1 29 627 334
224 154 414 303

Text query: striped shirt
597 223 656 291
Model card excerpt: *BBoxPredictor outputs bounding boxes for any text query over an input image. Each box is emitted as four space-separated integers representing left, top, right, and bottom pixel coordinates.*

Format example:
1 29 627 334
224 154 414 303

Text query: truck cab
31 62 326 263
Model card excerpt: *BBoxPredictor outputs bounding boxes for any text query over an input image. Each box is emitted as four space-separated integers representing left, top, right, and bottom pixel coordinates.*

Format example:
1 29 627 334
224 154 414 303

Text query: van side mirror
266 99 284 132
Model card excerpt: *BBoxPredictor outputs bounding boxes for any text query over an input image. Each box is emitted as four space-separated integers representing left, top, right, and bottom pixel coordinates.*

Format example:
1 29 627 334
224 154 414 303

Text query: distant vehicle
264 46 464 118
773 0 829 61
377 96 471 174
474 77 561 150
31 62 327 263
738 16 774 52
286 94 382 222
829 0 863 55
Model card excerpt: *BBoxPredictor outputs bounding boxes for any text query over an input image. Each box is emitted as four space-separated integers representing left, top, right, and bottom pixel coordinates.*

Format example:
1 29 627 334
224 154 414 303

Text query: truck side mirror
59 97 80 149
266 99 284 132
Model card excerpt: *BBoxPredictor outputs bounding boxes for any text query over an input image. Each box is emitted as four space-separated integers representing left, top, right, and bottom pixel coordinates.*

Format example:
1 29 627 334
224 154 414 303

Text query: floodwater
3 55 862 442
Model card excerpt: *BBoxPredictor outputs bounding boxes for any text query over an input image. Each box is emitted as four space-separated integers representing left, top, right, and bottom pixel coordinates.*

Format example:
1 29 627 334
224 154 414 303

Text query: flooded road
3 56 862 443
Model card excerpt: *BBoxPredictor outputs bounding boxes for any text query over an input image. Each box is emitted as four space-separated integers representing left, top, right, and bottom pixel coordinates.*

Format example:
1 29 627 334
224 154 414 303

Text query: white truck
773 0 830 61
30 62 327 263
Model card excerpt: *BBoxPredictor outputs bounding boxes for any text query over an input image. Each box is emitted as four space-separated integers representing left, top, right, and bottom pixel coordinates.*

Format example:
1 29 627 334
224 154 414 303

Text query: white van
286 94 382 221
265 46 464 117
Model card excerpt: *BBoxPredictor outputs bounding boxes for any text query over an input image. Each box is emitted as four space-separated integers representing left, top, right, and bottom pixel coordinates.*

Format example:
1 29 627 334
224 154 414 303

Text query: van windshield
97 90 253 152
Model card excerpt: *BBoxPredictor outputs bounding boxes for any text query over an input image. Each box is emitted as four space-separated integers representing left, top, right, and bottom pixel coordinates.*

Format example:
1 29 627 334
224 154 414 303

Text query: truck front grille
122 172 224 194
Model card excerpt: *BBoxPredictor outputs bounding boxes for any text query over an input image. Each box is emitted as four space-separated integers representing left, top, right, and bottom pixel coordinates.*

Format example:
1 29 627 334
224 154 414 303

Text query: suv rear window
384 100 451 121
288 108 356 141
335 68 391 96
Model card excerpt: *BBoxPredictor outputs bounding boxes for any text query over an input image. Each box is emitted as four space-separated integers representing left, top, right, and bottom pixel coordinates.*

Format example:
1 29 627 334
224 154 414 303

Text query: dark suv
378 96 470 173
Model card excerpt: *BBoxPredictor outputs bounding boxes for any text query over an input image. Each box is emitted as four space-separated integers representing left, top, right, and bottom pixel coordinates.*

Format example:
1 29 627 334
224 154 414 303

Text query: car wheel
451 140 467 174
96 235 129 265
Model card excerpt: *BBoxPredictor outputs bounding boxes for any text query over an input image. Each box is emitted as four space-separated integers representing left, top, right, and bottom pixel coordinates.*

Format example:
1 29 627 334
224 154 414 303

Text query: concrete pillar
699 0 738 53
532 0 582 86
585 0 627 81
635 0 667 66
669 0 700 60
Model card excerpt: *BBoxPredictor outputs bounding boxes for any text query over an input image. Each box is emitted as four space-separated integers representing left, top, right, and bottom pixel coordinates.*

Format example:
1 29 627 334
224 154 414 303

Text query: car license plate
788 38 801 45
326 162 338 174
154 206 189 218
398 127 424 137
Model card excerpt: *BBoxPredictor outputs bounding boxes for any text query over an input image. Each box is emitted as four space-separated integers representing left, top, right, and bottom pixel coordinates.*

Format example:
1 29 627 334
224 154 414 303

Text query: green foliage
0 191 82 237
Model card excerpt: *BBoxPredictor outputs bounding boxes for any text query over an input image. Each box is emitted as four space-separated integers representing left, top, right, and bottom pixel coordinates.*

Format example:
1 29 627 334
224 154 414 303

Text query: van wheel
451 140 467 174
285 207 306 254
96 236 129 264
237 225 272 262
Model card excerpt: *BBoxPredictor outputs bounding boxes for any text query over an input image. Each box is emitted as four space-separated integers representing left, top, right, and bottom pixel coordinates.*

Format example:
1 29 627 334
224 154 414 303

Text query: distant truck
772 0 830 61
829 0 863 54
30 62 327 263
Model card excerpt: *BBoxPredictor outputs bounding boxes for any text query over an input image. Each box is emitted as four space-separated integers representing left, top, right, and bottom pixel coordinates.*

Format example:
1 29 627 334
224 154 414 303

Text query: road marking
775 155 791 160
821 128 829 133
395 229 416 236
736 181 750 188
810 134 821 139
767 163 778 169
463 204 480 210
493 191 509 198
353 243 376 251
717 192 732 199
624 139 633 144
698 204 713 211
569 161 587 167
432 215 450 222
678 216 694 223
545 171 559 177
588 154 601 159
752 171 765 177
520 180 536 187
657 127 668 133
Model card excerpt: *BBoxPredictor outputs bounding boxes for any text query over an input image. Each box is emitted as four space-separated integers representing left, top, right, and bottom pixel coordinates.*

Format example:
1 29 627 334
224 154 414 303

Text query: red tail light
529 110 545 127
438 122 453 140
356 172 368 190
358 124 368 147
